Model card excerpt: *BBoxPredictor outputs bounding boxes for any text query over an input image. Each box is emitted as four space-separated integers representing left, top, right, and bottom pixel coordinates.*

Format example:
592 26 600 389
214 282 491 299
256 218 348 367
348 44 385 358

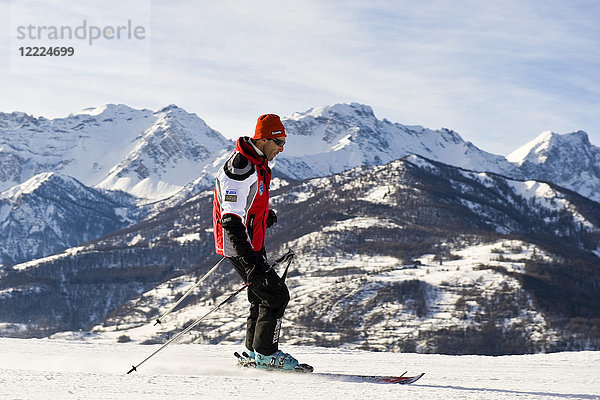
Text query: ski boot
255 350 299 371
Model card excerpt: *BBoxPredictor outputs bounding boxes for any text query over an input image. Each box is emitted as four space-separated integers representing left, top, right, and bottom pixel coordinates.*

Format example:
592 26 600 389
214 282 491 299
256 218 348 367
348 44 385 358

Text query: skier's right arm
221 213 253 257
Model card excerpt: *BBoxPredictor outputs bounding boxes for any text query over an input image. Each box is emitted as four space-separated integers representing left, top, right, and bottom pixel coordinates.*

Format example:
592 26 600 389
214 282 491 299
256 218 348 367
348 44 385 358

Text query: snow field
0 339 599 400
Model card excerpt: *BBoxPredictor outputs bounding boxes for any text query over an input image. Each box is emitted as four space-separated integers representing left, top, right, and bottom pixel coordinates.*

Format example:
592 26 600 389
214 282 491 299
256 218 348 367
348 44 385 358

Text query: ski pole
127 249 295 375
127 281 250 374
154 257 226 326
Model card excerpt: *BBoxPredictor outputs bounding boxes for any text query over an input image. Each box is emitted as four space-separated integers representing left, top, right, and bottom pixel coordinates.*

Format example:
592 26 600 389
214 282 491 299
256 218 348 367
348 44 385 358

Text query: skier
212 114 298 371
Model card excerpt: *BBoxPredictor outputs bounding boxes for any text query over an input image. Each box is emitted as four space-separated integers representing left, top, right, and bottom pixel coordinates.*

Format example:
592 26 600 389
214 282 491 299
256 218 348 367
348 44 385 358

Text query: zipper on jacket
247 214 255 245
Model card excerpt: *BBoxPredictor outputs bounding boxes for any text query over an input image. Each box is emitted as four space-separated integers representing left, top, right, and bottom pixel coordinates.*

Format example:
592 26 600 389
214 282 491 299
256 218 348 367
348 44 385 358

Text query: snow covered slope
0 104 233 201
1 339 599 400
508 130 600 202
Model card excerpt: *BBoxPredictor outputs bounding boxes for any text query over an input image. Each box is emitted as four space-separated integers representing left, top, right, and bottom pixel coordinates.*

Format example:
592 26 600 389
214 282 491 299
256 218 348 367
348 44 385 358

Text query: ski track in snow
0 339 599 399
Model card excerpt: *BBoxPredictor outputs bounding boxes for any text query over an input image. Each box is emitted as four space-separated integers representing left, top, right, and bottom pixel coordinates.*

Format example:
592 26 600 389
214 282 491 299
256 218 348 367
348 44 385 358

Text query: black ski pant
228 256 290 356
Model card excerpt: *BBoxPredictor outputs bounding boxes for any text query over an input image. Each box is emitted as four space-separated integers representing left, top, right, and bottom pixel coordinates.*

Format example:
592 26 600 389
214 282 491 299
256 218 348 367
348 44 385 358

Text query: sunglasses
269 137 286 147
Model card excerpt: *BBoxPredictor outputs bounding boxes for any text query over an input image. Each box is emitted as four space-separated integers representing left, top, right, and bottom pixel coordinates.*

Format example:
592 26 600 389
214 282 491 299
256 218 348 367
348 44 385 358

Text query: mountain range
0 102 598 354
1 102 599 265
2 102 599 203
0 104 232 201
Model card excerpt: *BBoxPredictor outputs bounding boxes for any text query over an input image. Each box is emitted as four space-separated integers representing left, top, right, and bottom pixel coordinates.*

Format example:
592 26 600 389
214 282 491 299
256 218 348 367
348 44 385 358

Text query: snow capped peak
507 131 555 165
153 104 195 122
95 104 232 201
155 104 181 114
333 102 375 115
287 103 376 128
0 111 34 121
507 130 591 165
151 104 216 135
70 104 145 119
0 172 53 198
0 172 81 200
506 130 600 202
289 102 375 121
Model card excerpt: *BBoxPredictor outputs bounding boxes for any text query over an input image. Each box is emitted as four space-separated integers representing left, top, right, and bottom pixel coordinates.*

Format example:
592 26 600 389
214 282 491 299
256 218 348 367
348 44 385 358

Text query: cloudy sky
1 0 598 155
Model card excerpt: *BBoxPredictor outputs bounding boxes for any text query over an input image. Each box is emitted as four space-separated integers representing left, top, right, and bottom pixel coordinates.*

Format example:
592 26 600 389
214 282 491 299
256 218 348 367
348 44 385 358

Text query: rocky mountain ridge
276 103 520 180
0 172 139 264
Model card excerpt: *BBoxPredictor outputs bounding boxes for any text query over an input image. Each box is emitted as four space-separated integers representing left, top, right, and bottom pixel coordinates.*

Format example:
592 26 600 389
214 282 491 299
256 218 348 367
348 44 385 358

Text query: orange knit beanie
253 114 287 140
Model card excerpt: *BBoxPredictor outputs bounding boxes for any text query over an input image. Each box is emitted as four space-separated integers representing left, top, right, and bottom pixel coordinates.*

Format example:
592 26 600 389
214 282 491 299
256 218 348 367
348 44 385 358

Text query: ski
234 352 424 384
321 372 424 385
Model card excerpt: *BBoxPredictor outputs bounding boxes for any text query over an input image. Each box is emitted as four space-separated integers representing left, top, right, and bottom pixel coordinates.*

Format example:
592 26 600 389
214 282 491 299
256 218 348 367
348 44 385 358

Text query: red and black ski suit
213 137 289 356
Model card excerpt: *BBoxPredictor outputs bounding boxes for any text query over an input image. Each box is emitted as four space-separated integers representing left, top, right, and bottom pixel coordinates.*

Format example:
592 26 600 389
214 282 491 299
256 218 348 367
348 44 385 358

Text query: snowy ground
1 339 598 400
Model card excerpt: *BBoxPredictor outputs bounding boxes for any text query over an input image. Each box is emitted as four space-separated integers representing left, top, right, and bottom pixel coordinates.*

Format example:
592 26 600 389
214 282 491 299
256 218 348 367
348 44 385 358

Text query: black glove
241 251 269 285
266 209 277 228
